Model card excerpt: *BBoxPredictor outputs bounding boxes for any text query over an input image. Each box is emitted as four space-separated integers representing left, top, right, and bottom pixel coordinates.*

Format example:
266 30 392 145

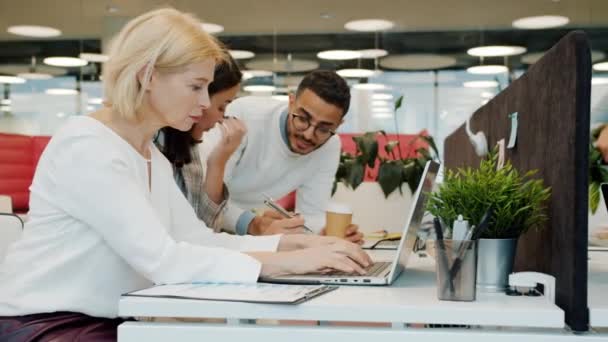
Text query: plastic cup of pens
434 239 478 302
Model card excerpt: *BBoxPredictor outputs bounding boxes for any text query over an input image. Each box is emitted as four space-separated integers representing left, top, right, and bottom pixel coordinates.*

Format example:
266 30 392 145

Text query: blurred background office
0 0 607 155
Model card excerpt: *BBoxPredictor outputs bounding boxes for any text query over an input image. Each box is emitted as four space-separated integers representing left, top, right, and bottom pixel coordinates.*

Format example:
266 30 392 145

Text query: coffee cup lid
326 202 352 214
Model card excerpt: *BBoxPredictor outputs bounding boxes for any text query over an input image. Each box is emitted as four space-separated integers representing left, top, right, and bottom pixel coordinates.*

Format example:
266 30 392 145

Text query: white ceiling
0 0 607 39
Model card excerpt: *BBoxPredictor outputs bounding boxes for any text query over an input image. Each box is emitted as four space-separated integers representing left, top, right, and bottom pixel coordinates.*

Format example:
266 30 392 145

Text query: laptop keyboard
320 261 391 277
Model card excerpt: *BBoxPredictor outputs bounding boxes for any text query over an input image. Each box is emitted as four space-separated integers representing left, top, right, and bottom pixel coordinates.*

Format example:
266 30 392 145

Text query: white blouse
0 116 279 318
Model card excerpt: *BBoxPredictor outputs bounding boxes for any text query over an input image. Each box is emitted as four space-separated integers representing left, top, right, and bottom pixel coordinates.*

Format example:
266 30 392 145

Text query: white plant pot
331 182 413 235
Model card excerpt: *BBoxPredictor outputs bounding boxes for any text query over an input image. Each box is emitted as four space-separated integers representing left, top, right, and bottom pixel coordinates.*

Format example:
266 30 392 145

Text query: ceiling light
88 98 104 105
272 95 289 102
201 22 224 34
594 62 608 71
463 80 499 88
352 83 389 90
86 105 95 111
317 50 361 60
592 77 608 86
359 49 388 59
512 15 569 29
467 46 527 57
7 25 61 37
0 76 26 84
79 53 109 63
344 19 394 32
243 85 276 92
45 88 78 95
372 93 393 100
467 65 508 74
43 57 88 67
523 50 605 65
480 91 495 98
245 58 318 73
372 100 392 107
1 99 11 105
337 68 376 78
372 112 393 118
229 50 255 60
242 70 273 80
17 72 53 80
56 112 66 118
0 105 11 111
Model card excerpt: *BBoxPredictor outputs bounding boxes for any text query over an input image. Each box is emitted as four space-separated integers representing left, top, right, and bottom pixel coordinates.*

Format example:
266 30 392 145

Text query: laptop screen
388 160 440 280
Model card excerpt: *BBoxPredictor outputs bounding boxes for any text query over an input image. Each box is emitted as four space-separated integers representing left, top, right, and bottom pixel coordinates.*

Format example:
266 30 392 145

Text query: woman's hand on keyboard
248 240 372 277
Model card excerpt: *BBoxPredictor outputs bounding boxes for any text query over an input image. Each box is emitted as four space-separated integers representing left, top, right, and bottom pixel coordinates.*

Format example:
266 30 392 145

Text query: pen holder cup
434 240 477 302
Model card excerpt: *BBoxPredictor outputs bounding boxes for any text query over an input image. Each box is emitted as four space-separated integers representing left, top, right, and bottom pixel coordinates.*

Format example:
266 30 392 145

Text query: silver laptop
261 160 440 286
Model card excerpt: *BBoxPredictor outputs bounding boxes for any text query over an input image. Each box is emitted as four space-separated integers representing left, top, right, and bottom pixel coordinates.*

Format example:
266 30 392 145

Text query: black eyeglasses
290 113 336 140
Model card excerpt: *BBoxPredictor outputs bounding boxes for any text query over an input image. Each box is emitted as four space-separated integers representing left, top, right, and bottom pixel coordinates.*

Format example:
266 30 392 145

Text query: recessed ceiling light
201 22 224 34
372 93 393 100
467 65 509 74
243 85 276 92
359 49 389 59
317 50 361 60
337 69 376 78
17 72 53 80
0 76 26 84
372 111 393 118
512 15 569 29
229 50 255 60
592 77 608 86
43 57 88 67
86 105 95 111
463 80 499 88
242 70 273 80
79 53 109 63
480 91 495 98
45 88 78 95
56 112 66 118
344 19 394 32
352 83 389 90
7 25 61 38
594 62 608 72
467 46 527 57
88 98 104 105
272 95 289 101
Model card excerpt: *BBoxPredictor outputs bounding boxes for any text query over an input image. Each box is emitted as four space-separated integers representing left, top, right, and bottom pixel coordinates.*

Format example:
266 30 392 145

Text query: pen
434 217 454 293
262 194 314 233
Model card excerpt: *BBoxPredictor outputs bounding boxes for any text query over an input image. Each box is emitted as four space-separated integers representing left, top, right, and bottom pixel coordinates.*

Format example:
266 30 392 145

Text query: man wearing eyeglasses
198 70 362 243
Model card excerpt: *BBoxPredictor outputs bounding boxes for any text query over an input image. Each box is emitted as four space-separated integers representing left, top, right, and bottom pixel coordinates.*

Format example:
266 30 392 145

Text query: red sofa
0 133 50 213
0 132 427 213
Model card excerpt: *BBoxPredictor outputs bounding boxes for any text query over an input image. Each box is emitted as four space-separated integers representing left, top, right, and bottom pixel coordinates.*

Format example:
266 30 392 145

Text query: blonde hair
102 8 226 120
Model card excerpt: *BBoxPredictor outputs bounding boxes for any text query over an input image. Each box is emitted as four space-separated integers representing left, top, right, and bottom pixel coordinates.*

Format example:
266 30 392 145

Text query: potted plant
589 126 608 214
331 96 440 234
427 151 551 292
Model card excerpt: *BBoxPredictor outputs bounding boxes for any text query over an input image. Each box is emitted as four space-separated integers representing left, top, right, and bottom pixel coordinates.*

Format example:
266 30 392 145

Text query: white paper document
124 282 337 304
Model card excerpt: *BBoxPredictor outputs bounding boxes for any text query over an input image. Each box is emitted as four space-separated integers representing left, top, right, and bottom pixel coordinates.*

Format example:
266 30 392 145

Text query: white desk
116 252 599 342
588 250 608 328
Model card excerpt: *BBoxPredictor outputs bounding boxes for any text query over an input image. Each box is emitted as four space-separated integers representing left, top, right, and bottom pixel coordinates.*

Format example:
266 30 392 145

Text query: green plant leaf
385 140 399 154
378 161 403 198
590 182 600 214
394 95 404 112
419 135 439 159
347 162 365 190
354 132 379 168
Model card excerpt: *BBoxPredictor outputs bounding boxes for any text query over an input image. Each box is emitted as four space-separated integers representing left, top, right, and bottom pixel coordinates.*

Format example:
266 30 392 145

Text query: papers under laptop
260 160 440 286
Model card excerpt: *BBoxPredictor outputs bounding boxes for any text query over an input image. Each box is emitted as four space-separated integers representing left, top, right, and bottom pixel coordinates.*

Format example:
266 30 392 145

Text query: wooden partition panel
444 31 591 331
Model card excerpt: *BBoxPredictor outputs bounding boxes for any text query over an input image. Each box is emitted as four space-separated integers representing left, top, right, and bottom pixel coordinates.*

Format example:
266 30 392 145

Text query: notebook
123 282 337 304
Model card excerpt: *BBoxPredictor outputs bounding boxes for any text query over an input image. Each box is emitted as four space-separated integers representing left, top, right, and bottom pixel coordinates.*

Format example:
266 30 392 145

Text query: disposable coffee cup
325 202 352 238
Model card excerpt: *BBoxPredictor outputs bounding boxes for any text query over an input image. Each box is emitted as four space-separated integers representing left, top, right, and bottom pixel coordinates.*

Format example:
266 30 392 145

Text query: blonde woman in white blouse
0 8 371 341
